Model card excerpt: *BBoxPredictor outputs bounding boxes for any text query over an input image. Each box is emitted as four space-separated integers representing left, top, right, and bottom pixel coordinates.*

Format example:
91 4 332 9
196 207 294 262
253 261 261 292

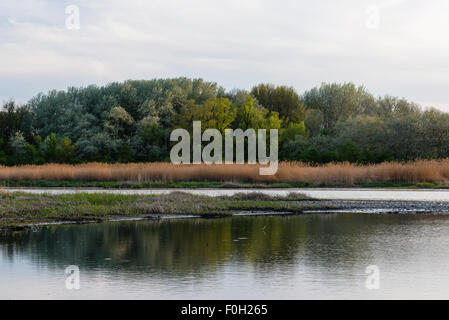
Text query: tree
280 122 307 144
0 138 6 164
105 106 135 137
3 77 448 165
383 113 422 160
302 83 375 129
251 84 306 124
41 133 58 162
236 95 266 130
136 116 164 146
304 109 324 136
60 137 77 163
374 96 421 118
334 115 387 162
199 98 236 133
9 131 27 163
0 101 34 144
263 111 282 130
337 141 361 162
418 109 449 158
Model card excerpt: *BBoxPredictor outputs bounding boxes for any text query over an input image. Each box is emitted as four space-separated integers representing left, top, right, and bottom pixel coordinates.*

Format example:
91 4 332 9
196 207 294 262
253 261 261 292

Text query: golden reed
0 160 448 186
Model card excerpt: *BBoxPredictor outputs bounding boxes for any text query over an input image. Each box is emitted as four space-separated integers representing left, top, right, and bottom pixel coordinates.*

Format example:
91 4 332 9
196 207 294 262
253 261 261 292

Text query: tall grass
0 161 448 186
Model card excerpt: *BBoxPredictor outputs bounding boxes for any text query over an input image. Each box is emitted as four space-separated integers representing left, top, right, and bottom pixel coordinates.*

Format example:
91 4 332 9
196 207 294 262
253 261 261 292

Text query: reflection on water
2 214 449 299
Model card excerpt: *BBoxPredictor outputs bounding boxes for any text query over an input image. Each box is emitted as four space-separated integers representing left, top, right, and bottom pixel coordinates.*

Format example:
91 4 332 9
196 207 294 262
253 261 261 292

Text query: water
2 213 449 299
5 188 449 201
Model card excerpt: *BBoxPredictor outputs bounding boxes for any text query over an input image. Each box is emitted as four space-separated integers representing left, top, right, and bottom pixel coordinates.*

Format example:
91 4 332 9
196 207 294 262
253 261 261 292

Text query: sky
1 0 449 111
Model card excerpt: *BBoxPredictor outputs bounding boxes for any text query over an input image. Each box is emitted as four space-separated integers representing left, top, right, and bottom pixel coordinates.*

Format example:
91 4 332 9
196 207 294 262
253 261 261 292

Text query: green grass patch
0 191 333 229
2 179 448 189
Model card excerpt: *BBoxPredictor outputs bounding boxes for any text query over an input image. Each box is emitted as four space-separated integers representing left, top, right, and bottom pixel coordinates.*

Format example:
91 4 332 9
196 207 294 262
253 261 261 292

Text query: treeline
1 78 448 165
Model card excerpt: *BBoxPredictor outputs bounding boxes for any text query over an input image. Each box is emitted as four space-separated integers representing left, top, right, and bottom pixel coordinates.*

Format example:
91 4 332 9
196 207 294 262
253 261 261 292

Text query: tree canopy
0 78 447 165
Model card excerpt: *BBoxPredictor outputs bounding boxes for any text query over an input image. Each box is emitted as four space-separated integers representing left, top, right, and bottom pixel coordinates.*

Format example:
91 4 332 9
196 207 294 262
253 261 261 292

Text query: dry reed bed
0 161 448 185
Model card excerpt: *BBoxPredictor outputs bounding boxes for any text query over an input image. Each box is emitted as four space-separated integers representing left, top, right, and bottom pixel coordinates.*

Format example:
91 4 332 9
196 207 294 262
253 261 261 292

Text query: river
2 212 449 299
2 188 449 299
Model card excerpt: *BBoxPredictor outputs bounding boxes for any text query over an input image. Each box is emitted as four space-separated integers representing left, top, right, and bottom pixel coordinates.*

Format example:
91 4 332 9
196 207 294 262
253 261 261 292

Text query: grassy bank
0 191 335 229
2 161 449 188
0 180 445 189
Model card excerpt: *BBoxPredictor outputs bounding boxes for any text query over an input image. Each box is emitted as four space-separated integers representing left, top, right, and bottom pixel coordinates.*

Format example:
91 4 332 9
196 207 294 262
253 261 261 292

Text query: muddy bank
5 200 449 232
3 190 449 232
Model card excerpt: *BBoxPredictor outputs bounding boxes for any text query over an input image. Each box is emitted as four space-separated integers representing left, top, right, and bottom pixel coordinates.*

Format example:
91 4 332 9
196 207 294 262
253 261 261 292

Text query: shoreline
2 210 312 232
0 191 334 230
3 191 449 231
1 180 448 190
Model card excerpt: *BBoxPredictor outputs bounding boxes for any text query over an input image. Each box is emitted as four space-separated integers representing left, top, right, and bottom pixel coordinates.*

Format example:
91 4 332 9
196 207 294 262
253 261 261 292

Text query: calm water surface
2 213 449 299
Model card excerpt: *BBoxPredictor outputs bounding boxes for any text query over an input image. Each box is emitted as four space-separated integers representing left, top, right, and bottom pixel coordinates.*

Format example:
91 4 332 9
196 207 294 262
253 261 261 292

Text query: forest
1 77 448 166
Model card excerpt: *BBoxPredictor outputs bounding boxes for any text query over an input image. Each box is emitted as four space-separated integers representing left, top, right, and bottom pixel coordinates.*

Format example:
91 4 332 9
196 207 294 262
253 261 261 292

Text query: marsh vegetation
2 160 449 188
0 191 332 228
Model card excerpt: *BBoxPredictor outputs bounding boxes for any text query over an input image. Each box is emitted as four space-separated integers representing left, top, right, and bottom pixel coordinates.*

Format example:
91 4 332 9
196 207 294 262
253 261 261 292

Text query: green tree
304 109 324 136
0 137 6 164
236 95 266 130
60 137 77 163
200 98 236 133
334 115 387 162
263 111 282 130
251 84 306 125
41 133 58 162
337 141 361 163
280 122 307 144
9 131 27 164
105 106 135 137
302 83 376 129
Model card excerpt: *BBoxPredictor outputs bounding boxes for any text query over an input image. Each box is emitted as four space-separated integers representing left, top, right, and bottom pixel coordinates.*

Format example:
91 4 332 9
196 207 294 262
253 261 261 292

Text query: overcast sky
1 0 449 111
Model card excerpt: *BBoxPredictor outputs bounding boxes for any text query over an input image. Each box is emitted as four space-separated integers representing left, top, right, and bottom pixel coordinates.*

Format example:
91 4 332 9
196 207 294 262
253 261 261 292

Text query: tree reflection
0 214 438 280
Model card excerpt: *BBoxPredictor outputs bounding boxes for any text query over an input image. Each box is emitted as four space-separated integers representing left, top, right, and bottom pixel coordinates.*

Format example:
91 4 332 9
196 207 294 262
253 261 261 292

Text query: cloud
1 0 449 111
